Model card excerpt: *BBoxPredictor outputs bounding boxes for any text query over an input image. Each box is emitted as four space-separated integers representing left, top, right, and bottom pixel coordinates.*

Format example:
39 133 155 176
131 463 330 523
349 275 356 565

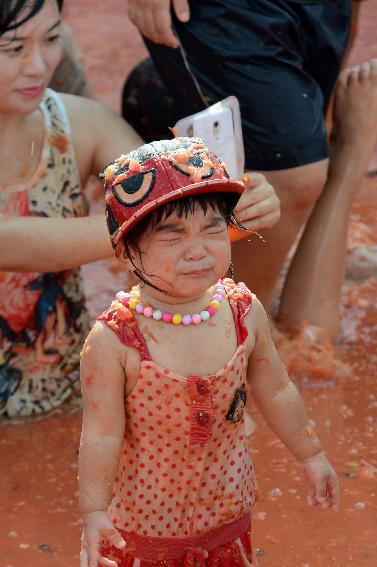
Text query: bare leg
232 161 327 306
279 60 377 340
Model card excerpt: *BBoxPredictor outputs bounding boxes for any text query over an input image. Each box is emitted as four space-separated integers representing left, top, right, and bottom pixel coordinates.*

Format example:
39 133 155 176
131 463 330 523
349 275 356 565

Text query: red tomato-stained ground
1 2 377 566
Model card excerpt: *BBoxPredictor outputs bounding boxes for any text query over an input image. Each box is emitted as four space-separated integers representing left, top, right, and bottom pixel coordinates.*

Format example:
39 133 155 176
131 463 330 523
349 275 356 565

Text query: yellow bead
210 300 221 310
172 313 183 325
128 298 138 310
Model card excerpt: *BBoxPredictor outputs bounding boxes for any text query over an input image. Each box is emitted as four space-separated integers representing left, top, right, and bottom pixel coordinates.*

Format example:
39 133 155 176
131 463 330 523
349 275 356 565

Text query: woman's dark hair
0 0 63 36
120 192 247 291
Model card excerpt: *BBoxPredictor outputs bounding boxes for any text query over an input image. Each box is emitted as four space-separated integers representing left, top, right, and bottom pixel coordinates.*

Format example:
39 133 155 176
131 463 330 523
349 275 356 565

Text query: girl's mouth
183 268 211 277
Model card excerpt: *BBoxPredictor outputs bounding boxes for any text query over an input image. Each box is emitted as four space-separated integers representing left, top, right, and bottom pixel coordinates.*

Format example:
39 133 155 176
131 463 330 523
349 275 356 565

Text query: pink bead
207 306 217 316
136 303 144 314
116 291 130 304
192 313 202 325
182 314 192 325
162 312 173 323
143 306 153 317
213 294 224 302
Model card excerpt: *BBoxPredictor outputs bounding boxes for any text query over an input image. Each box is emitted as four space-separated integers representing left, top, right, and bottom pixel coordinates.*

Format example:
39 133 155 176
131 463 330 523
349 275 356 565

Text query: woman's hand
80 511 126 567
301 451 340 512
235 172 281 232
128 0 190 48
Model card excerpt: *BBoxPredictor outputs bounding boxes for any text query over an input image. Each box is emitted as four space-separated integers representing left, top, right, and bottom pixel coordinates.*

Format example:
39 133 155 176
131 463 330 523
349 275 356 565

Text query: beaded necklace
116 282 226 326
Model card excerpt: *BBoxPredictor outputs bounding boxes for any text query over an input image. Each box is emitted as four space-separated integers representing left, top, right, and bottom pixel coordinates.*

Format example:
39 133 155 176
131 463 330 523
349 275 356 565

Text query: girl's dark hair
0 0 64 36
120 192 246 292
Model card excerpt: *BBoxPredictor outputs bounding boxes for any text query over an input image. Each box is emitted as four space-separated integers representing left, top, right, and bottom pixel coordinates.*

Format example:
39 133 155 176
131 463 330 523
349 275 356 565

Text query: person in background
125 0 377 340
0 0 141 418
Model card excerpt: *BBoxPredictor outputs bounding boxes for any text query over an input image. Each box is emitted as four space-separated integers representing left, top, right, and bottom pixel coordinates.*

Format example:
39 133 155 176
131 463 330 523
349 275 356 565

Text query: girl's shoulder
223 279 272 356
97 299 151 361
222 279 255 347
223 278 253 307
80 320 127 397
223 278 254 318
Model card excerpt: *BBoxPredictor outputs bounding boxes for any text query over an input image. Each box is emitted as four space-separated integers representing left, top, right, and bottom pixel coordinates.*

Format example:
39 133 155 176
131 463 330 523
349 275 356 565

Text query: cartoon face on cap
102 137 244 247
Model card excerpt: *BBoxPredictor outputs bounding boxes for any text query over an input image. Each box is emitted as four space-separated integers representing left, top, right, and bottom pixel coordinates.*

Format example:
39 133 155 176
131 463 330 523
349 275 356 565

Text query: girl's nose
184 238 207 260
23 43 47 77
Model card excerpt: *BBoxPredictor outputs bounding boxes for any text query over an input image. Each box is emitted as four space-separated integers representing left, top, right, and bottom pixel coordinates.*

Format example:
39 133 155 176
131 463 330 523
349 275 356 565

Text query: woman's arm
246 298 339 510
0 98 142 275
79 322 127 567
62 94 144 184
0 215 112 272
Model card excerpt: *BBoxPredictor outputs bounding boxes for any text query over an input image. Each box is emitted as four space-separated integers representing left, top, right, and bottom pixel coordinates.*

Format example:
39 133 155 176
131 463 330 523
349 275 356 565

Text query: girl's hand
301 452 340 512
235 172 281 232
80 511 126 567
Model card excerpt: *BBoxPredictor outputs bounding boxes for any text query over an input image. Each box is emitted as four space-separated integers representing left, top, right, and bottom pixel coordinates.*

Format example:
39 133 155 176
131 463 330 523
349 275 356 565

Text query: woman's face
0 0 63 115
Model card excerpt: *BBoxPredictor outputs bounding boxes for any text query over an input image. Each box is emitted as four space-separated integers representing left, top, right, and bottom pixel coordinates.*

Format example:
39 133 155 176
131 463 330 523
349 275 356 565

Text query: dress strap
41 89 84 199
223 279 253 346
97 300 152 361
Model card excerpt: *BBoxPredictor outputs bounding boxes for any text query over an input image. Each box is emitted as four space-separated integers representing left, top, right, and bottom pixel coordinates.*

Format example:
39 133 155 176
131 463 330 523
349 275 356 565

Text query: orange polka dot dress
97 280 257 566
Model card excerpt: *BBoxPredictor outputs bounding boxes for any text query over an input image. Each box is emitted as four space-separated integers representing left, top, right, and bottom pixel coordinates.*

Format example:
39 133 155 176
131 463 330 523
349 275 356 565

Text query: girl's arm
79 322 127 567
0 215 112 272
246 298 339 511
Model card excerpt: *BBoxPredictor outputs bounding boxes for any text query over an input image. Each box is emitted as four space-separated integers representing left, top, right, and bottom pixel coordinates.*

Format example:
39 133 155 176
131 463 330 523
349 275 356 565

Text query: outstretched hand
128 0 190 48
235 172 281 232
80 511 126 567
301 452 340 512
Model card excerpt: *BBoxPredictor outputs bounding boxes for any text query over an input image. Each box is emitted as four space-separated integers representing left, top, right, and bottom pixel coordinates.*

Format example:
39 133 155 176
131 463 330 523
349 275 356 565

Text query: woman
0 0 143 418
0 0 280 418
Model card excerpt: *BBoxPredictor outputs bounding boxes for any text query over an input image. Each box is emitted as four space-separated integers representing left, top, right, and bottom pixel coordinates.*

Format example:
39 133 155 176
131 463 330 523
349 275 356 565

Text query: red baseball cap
102 137 245 247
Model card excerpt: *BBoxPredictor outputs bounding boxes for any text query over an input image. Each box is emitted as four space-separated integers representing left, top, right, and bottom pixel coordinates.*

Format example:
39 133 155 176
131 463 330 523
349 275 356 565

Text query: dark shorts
123 0 351 171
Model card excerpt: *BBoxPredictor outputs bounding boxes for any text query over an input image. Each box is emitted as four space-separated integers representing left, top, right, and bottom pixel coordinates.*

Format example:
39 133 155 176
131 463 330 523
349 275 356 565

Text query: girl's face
0 0 63 115
126 205 232 302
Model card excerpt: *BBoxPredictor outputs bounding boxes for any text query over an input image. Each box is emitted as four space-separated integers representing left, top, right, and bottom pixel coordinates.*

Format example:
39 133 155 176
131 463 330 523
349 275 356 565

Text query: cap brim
112 178 245 245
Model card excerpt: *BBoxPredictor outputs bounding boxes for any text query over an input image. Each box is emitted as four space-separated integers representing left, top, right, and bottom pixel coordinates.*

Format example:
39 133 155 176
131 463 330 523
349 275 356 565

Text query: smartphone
174 96 245 180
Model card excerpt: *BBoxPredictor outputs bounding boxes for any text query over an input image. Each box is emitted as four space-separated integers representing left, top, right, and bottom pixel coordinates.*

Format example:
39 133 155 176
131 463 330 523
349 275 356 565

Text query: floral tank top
0 89 90 418
98 280 258 539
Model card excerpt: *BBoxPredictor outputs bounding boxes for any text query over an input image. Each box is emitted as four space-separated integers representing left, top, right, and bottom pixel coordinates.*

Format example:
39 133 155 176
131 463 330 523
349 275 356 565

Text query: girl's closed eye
158 236 182 244
205 220 227 235
2 44 24 55
207 227 227 235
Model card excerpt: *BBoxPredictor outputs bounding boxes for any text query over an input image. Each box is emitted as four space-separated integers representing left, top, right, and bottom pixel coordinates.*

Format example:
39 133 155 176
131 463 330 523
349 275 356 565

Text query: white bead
215 288 226 297
200 310 210 321
153 310 163 320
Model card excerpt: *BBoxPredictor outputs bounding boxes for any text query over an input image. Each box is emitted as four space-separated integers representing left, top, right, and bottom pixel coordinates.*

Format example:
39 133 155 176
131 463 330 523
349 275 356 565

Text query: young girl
79 137 339 567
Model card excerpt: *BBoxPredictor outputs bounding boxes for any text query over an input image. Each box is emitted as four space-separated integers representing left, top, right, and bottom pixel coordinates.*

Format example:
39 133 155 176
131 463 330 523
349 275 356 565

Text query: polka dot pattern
108 343 257 537
103 281 257 538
